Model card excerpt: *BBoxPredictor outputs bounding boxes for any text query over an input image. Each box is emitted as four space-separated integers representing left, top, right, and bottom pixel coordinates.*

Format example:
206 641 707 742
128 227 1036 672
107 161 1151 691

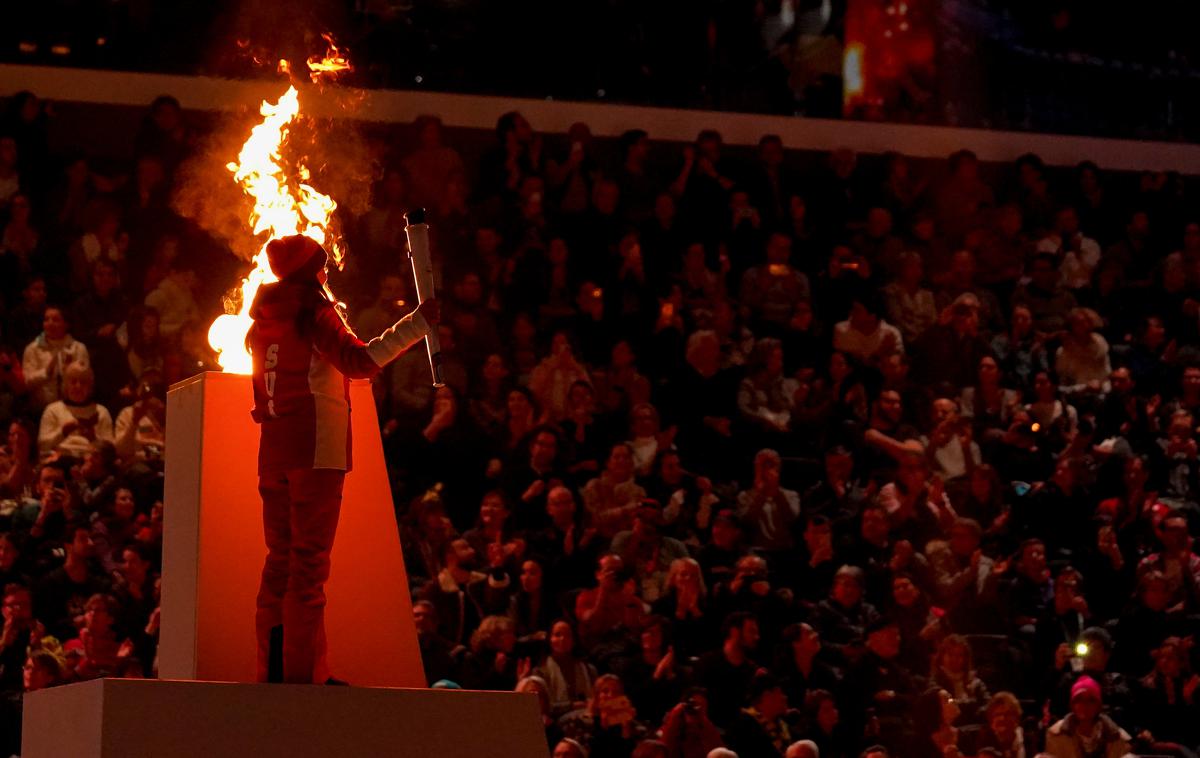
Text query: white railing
2 62 1199 172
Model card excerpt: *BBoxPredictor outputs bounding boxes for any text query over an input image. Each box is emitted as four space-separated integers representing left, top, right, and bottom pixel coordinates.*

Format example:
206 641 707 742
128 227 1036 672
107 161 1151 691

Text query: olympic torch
404 208 445 387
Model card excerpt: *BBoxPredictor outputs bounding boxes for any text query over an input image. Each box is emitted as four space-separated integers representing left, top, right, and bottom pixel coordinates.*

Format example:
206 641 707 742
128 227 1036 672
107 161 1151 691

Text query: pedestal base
22 678 549 758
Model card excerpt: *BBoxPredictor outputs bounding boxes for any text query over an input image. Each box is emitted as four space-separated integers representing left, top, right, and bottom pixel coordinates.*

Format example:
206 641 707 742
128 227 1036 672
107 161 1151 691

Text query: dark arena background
2 1 1200 757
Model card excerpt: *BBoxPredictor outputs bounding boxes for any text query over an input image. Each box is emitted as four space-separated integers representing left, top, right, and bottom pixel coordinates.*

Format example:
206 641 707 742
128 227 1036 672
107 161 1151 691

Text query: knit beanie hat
265 235 328 281
1070 675 1102 703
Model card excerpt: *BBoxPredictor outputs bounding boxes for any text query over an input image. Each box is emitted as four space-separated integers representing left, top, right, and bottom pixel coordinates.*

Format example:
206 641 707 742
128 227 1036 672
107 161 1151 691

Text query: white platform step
23 678 549 758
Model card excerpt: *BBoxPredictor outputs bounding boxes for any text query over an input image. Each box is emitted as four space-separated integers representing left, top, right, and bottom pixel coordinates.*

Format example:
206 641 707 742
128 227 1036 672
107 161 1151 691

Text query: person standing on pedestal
248 234 438 684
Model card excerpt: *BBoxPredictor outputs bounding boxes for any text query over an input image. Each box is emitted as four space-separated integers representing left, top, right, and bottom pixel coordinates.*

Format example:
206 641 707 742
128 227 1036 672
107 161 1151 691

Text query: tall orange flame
207 82 340 374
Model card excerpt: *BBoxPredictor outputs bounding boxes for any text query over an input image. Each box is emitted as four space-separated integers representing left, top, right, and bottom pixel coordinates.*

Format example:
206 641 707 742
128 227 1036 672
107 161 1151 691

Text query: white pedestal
159 372 425 687
22 679 549 757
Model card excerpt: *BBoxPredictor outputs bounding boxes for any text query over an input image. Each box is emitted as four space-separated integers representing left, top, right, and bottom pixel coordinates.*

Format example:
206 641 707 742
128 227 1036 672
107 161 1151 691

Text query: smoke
170 79 379 270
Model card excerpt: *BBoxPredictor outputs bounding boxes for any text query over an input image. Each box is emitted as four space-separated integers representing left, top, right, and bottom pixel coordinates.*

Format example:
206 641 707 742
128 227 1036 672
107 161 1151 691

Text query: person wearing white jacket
22 306 90 410
37 362 113 461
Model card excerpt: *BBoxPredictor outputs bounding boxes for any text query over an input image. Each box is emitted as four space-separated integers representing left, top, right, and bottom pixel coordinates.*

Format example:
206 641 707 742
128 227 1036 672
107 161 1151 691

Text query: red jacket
248 280 429 474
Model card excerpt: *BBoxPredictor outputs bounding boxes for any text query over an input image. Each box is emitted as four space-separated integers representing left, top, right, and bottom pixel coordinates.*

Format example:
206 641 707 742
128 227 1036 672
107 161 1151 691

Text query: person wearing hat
1044 675 1133 758
1051 627 1131 727
726 672 792 757
842 615 916 746
248 234 438 684
611 500 688 603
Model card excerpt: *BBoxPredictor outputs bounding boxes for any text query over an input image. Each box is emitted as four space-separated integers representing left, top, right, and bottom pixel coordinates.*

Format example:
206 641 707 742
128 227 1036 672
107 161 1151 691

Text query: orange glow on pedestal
160 371 425 687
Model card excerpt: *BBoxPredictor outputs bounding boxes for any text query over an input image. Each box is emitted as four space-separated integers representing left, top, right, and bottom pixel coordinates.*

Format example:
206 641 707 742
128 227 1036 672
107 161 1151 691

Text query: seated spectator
797 689 853 758
575 554 645 648
612 505 688 604
1110 570 1182 678
418 538 499 647
660 688 724 758
889 572 943 674
775 623 841 709
123 306 164 384
462 491 525 578
34 519 110 640
740 232 811 334
71 258 129 408
559 673 646 756
923 397 981 481
23 305 89 410
883 251 937 344
68 592 130 680
1134 512 1200 613
929 634 991 723
651 558 714 658
1037 207 1101 292
810 565 880 663
469 353 513 439
697 509 746 591
1001 538 1053 634
530 332 591 423
960 355 1021 442
1049 626 1133 725
878 450 957 550
1012 253 1077 334
552 738 588 758
143 258 198 339
618 615 682 727
711 554 794 645
535 619 597 717
738 338 795 439
412 600 457 686
1055 308 1111 396
726 672 793 757
736 449 801 552
581 444 646 539
606 341 652 413
991 304 1049 391
627 403 672 478
67 200 125 295
842 617 916 743
529 486 599 595
1026 371 1078 445
113 370 166 465
833 294 903 365
72 441 120 514
403 115 465 214
927 518 1000 632
971 691 1030 758
912 294 991 391
645 450 719 543
909 686 963 758
500 424 565 530
460 615 522 691
0 583 38 691
0 421 34 499
559 381 610 482
1044 676 1132 758
37 364 113 461
507 558 555 641
1133 636 1200 752
694 611 761 730
0 193 38 292
12 462 61 537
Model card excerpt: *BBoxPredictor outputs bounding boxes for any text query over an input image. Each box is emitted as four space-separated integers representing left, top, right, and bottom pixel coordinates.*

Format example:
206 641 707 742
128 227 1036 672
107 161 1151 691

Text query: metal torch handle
404 209 445 388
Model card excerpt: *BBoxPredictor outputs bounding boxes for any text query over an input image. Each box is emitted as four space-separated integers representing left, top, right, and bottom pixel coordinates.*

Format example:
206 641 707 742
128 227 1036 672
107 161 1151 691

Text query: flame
207 83 340 373
307 33 351 83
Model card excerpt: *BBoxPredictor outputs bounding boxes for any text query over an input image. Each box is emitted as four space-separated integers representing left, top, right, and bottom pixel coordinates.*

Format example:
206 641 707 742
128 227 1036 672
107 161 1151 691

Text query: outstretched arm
312 300 436 379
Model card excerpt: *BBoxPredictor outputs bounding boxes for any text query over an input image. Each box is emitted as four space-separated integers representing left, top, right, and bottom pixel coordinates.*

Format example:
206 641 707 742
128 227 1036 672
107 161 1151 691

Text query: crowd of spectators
2 85 1200 758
